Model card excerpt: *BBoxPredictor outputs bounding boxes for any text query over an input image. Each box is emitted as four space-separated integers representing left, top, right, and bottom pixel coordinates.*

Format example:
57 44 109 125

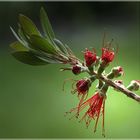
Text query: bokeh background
0 2 140 138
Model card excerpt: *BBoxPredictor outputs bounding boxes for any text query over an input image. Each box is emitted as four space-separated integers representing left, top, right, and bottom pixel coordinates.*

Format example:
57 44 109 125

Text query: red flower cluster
68 92 106 136
67 46 116 136
101 47 115 64
84 49 97 67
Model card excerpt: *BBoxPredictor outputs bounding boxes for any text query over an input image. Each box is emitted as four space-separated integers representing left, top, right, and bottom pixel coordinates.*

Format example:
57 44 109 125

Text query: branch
93 71 140 102
61 62 140 102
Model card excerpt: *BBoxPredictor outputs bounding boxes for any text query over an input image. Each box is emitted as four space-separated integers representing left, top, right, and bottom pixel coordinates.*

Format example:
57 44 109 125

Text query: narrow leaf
10 41 28 51
54 38 68 54
10 27 24 45
65 44 75 56
40 7 55 41
12 51 48 65
30 35 57 54
19 14 40 36
18 24 28 42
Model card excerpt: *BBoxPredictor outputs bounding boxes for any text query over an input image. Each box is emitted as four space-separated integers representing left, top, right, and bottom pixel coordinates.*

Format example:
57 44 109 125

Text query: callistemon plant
10 7 140 137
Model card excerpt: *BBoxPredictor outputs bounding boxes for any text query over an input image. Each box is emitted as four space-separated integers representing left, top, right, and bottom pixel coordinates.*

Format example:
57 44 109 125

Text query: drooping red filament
74 79 91 111
67 92 106 136
63 78 90 109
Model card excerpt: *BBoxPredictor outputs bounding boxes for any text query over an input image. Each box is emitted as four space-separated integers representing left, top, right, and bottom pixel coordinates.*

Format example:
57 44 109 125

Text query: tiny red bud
101 47 115 64
112 66 124 77
114 80 125 91
114 80 123 85
84 49 97 67
76 79 90 94
72 65 81 75
117 66 123 73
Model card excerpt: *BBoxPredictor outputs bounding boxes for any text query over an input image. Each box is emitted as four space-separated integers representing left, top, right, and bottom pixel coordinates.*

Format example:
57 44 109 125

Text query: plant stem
93 71 140 102
64 61 140 102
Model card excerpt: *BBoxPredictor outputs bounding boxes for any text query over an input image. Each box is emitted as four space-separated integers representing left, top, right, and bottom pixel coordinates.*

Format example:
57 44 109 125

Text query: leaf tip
40 7 45 13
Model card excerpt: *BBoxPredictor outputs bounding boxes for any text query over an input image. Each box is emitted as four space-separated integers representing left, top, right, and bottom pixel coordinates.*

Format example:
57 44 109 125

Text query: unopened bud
72 65 81 75
113 66 123 77
107 66 123 79
101 47 115 64
114 80 123 85
114 80 125 91
76 79 91 94
84 49 97 67
127 80 140 91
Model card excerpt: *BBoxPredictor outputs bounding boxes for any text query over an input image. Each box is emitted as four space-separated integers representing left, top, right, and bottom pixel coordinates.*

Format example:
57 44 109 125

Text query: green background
0 2 140 138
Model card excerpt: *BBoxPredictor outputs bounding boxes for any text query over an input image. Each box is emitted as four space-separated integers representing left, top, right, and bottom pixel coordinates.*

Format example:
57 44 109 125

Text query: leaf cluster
10 7 78 66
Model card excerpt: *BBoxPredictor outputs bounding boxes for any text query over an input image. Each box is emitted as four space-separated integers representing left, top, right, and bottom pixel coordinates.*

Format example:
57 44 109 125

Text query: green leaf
10 27 24 45
40 7 55 41
30 35 57 54
65 44 75 56
54 38 68 54
10 41 28 51
12 51 48 65
18 24 28 42
19 14 40 36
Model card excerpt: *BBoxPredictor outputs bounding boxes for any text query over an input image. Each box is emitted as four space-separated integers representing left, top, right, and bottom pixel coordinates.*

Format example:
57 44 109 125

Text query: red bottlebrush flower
101 47 115 64
76 79 90 94
72 79 91 109
63 78 91 105
84 49 97 67
72 65 81 75
67 92 106 136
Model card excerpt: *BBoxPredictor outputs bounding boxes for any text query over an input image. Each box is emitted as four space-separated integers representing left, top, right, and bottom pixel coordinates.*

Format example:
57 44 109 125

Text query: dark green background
0 2 140 138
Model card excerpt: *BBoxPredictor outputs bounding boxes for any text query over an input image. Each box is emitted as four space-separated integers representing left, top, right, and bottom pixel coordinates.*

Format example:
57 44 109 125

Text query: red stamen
101 47 115 64
84 49 97 67
66 92 106 136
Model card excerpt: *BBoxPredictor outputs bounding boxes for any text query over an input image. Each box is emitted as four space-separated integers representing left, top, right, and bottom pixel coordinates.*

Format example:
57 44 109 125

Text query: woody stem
62 62 140 102
93 71 140 102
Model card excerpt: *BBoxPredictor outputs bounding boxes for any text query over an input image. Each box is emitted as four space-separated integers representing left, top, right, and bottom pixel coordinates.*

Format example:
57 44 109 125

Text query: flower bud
107 66 123 79
84 49 96 67
76 79 91 94
127 80 140 91
101 47 115 64
72 65 81 75
114 80 125 91
114 80 123 85
112 66 123 77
